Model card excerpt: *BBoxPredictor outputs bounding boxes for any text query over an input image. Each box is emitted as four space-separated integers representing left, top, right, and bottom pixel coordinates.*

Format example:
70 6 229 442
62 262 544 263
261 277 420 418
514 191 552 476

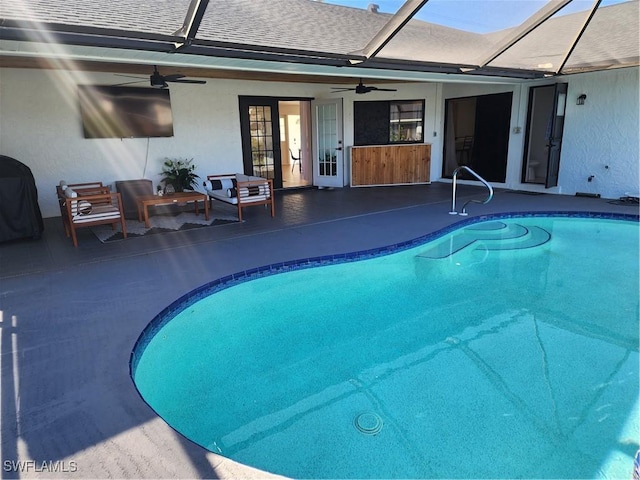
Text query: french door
239 97 283 188
312 98 344 188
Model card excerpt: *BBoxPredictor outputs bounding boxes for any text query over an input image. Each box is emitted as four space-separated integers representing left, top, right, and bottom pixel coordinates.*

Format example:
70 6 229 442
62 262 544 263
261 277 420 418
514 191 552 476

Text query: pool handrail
449 166 494 216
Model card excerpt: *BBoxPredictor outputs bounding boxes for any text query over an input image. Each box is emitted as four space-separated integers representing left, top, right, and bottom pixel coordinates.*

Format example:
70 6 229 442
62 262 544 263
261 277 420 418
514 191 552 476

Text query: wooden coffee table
136 191 209 228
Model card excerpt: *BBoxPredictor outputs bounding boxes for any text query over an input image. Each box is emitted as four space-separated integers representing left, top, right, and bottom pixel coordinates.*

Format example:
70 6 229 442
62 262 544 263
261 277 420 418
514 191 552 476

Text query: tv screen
78 85 174 138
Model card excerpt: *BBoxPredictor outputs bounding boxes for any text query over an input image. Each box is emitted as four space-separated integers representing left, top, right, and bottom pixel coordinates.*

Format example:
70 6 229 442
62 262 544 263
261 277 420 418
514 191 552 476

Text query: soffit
0 40 527 85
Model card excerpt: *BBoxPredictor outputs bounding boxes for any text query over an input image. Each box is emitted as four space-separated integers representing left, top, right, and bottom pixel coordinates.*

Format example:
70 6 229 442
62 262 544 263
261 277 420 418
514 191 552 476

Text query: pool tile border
129 211 638 374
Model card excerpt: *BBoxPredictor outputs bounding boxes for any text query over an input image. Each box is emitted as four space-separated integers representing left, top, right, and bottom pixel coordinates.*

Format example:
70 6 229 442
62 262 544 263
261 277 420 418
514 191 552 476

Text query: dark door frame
521 83 568 188
545 83 568 188
442 92 512 182
239 96 282 188
239 95 314 190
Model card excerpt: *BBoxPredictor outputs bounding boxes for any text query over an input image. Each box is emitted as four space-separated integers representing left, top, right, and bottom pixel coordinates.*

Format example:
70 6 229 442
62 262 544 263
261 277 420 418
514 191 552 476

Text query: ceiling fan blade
332 77 397 94
167 79 207 84
114 73 145 80
163 74 186 81
112 80 147 87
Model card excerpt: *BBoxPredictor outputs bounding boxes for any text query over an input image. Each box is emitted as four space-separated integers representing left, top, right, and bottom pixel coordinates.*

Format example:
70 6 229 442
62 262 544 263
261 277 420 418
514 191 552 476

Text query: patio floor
1 182 638 479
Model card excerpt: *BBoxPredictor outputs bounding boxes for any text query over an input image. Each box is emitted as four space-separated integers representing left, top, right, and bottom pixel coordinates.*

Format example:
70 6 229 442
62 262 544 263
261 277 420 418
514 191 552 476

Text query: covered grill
0 155 44 242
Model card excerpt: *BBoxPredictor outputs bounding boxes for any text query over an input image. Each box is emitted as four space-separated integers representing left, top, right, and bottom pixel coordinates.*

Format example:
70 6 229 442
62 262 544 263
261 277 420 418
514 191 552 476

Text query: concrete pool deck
1 183 638 478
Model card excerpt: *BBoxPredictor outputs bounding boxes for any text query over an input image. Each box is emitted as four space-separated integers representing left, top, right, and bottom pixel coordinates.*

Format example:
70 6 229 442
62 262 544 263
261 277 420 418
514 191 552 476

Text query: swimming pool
131 212 639 479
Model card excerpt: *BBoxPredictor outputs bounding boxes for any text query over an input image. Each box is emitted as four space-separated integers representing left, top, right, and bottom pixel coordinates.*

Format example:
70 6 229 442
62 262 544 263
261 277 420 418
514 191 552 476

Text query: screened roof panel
487 1 639 73
486 4 596 73
387 0 550 34
0 0 637 78
331 0 574 66
375 17 491 66
561 1 640 71
370 0 639 72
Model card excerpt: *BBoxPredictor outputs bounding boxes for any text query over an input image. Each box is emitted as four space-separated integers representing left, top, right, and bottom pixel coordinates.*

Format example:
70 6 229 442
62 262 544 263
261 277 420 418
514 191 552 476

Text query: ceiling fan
330 79 397 94
115 66 207 88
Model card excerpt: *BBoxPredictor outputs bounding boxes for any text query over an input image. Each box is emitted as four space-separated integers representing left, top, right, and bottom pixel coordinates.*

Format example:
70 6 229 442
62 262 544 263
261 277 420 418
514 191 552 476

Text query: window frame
354 99 425 146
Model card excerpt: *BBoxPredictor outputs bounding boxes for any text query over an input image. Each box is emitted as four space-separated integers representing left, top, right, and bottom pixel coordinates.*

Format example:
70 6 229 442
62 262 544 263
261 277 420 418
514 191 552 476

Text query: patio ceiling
0 0 638 84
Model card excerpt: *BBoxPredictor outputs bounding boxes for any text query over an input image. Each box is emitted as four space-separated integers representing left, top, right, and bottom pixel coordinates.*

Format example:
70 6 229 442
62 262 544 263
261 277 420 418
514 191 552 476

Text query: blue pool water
132 214 639 479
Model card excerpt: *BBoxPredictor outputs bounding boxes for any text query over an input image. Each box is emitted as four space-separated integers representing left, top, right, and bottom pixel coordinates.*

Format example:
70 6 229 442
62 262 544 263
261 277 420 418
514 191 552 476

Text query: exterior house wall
0 71 441 216
557 67 639 199
440 67 639 199
340 82 441 185
1 67 637 218
0 68 241 217
0 69 329 217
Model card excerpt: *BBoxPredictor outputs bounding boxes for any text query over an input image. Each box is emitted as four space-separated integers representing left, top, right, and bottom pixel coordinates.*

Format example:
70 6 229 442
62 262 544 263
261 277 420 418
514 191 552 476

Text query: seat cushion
206 189 238 205
72 204 121 222
203 178 235 191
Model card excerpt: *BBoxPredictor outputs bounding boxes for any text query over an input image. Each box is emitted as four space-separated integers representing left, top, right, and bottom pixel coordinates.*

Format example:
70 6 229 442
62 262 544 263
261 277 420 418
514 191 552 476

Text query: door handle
335 147 342 151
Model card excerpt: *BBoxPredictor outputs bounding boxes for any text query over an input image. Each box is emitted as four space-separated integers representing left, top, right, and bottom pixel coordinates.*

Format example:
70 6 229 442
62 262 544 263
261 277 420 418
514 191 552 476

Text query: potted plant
160 158 199 193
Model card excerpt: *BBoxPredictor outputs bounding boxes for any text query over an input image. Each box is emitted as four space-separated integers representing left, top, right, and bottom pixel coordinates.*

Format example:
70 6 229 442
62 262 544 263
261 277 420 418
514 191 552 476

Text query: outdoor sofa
203 173 274 222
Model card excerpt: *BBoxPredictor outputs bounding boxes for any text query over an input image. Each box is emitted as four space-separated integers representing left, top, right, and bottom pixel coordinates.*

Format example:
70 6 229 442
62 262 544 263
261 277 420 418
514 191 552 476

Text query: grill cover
0 155 44 242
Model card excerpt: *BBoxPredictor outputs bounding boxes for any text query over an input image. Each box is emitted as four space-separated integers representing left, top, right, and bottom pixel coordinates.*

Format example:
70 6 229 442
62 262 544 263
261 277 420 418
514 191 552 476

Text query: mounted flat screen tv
78 85 174 138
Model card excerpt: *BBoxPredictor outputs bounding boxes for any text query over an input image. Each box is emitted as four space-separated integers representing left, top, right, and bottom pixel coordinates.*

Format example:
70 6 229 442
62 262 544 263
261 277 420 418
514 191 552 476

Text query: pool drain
354 412 383 435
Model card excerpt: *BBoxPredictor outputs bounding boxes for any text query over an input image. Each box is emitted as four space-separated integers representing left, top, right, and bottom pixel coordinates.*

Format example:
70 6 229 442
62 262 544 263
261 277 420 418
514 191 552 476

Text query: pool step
480 225 551 251
416 222 551 259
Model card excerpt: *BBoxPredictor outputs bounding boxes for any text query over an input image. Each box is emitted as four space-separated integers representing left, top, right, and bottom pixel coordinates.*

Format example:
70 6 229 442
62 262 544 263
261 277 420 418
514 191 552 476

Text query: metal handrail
449 166 494 216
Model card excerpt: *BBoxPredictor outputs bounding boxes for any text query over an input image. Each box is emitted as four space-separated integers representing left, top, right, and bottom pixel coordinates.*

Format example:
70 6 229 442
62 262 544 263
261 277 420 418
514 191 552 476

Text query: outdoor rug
91 210 239 243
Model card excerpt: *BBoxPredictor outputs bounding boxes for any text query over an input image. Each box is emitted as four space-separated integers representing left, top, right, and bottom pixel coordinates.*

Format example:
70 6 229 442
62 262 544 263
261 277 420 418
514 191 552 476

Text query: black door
442 92 512 182
239 97 283 188
521 83 567 188
472 92 512 182
545 83 567 188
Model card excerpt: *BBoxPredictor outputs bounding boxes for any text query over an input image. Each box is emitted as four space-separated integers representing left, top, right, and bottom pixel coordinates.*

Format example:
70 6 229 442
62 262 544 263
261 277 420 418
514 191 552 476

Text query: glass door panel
249 105 275 179
312 99 343 187
239 97 282 188
521 83 567 188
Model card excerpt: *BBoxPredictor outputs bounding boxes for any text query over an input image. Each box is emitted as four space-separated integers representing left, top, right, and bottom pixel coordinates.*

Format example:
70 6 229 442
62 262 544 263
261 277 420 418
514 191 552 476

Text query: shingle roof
197 0 391 54
1 0 638 77
0 0 189 35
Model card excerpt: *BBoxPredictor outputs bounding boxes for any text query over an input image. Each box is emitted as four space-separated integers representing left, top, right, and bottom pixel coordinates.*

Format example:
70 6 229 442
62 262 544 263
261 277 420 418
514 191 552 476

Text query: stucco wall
0 69 329 217
1 67 637 217
441 67 640 199
0 69 236 216
0 70 440 217
559 67 639 198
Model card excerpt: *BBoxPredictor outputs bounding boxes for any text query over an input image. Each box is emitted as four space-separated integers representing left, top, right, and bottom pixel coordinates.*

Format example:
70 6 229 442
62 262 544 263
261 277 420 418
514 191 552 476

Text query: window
354 100 424 146
390 101 424 142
